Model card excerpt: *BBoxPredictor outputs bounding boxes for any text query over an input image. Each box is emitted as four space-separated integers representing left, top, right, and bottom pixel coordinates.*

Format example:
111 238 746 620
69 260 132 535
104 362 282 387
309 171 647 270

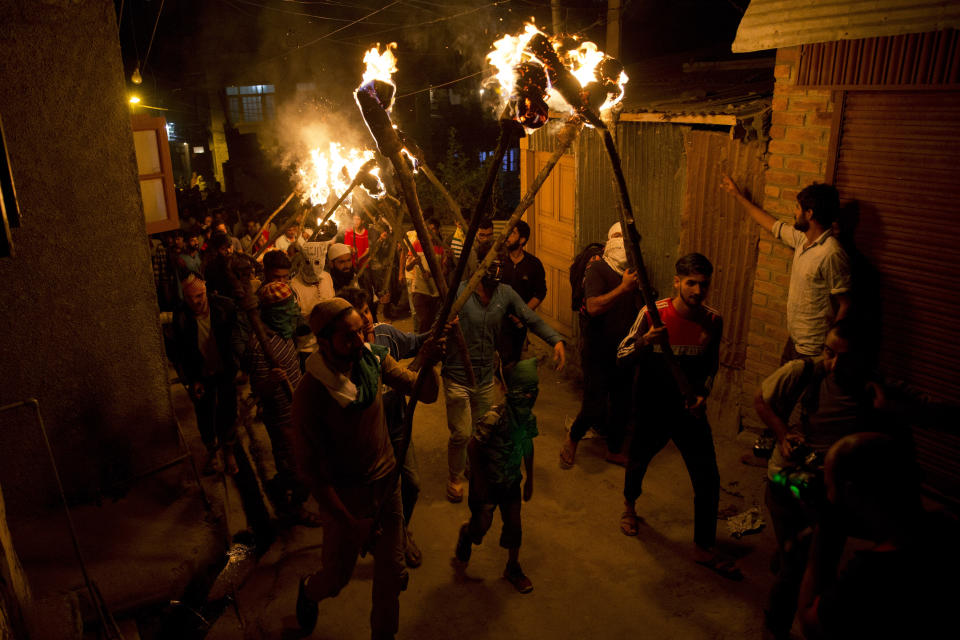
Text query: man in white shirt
721 176 851 361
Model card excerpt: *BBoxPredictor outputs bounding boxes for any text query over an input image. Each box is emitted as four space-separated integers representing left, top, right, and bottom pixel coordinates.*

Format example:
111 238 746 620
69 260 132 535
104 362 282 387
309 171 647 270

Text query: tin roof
732 0 960 53
619 53 774 120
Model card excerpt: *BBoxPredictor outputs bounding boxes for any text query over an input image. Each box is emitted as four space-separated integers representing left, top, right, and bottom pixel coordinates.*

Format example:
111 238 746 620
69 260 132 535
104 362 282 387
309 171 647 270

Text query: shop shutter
832 90 960 502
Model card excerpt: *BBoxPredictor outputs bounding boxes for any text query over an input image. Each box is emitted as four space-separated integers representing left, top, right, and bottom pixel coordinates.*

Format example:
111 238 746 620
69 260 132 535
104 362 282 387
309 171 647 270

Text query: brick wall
740 46 835 430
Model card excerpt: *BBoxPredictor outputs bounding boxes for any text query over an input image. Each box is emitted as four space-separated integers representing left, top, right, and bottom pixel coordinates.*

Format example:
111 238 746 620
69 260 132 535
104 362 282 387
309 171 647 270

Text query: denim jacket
442 282 562 386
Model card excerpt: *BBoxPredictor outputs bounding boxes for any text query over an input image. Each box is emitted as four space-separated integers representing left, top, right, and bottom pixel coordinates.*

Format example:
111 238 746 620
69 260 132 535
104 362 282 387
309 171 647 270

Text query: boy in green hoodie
454 357 540 593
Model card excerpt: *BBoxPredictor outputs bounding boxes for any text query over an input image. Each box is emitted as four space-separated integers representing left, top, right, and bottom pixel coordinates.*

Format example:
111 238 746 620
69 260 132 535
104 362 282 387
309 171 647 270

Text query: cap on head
327 243 352 262
258 280 293 305
309 297 354 336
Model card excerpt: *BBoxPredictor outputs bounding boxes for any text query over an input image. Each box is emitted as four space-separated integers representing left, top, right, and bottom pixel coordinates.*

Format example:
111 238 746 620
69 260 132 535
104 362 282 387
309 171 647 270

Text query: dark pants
190 373 237 451
765 482 816 634
384 389 420 525
624 406 720 549
260 392 309 507
569 354 630 454
466 479 523 550
304 476 404 637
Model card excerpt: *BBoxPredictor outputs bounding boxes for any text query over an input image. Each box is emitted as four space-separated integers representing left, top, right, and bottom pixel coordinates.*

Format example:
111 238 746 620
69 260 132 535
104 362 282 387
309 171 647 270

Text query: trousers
443 379 497 481
624 405 720 549
304 475 404 636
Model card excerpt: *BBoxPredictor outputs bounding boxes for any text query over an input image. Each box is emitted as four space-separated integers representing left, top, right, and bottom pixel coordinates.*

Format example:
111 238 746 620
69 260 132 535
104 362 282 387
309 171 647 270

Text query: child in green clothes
455 357 539 593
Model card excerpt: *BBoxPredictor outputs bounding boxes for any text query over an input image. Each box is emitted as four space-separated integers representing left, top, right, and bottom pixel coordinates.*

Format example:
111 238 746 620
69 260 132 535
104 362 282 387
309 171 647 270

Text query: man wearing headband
560 222 639 468
170 274 242 475
292 298 445 640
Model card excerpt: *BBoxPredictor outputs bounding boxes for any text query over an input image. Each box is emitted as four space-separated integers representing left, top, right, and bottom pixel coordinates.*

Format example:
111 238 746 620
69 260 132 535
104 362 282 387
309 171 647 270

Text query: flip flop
695 554 744 581
619 511 639 536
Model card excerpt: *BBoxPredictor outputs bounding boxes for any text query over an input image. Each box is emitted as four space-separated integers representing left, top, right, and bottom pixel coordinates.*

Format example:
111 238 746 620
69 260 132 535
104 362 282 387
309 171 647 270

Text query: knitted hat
258 280 293 305
309 297 354 335
328 243 351 261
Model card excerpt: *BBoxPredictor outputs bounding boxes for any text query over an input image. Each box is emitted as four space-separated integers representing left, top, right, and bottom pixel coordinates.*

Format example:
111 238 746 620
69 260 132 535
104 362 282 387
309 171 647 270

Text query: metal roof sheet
732 0 960 52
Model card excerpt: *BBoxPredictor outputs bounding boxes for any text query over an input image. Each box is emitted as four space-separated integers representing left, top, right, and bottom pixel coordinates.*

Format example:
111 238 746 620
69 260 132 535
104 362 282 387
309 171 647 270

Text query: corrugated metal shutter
832 90 960 501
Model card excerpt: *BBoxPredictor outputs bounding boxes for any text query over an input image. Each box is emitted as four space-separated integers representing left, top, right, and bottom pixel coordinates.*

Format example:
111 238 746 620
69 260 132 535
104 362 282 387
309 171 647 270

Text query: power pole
606 0 621 59
552 0 564 35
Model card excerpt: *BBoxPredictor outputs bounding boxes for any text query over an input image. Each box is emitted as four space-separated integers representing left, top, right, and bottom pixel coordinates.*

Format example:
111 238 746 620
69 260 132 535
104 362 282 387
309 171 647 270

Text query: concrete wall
740 46 835 430
0 0 180 511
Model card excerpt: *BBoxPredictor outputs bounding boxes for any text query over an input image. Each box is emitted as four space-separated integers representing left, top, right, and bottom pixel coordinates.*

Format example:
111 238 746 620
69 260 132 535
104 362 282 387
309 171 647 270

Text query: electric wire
142 0 166 74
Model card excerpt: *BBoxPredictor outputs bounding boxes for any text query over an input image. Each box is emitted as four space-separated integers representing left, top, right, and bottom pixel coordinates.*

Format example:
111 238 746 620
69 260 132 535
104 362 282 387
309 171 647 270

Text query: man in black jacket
171 274 244 474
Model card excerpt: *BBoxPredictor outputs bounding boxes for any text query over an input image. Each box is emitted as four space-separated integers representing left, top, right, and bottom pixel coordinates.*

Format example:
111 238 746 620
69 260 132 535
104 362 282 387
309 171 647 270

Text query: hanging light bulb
131 65 143 85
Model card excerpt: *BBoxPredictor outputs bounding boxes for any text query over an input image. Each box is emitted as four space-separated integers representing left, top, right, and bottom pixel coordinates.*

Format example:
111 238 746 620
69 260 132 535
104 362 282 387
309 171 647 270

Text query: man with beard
616 253 737 579
754 319 886 639
291 298 444 640
442 261 565 503
560 223 638 468
329 241 379 320
721 176 851 362
499 220 547 365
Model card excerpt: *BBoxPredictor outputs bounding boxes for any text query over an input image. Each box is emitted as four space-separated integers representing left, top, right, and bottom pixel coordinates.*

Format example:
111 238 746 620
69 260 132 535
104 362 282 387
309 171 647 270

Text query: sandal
695 554 744 581
619 511 639 536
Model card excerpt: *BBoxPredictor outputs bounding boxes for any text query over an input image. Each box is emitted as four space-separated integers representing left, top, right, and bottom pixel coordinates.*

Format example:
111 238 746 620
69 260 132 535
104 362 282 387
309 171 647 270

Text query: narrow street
203 327 776 640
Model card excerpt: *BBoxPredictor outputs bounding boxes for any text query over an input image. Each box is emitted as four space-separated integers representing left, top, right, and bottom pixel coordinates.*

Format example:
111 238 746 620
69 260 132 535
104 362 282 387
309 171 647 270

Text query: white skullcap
327 243 351 261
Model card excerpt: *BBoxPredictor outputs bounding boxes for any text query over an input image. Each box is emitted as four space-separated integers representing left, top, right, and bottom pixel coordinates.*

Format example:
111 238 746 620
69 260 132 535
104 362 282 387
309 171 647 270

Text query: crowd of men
149 178 955 640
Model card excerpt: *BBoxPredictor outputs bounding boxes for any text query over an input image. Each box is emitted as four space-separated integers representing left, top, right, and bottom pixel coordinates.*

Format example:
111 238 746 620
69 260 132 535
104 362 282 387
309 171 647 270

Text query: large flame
297 142 382 210
362 43 398 87
484 24 628 125
486 23 543 103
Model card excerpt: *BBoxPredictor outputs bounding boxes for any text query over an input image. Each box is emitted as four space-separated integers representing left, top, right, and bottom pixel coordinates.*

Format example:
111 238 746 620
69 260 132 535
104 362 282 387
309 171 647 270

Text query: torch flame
297 142 383 210
484 23 629 125
486 23 543 102
362 43 398 87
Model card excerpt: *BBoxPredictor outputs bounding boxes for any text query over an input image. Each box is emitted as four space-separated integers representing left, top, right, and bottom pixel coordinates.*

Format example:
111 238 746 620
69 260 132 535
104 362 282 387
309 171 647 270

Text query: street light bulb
129 95 141 104
131 66 143 85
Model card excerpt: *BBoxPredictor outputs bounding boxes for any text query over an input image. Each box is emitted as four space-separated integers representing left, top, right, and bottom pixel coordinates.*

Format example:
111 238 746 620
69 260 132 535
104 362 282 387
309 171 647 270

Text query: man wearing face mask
290 242 335 367
560 222 639 468
246 281 318 526
442 261 566 503
754 318 886 639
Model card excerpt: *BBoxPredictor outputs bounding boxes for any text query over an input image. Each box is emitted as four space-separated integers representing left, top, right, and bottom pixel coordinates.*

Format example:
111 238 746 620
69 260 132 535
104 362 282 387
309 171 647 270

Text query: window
131 114 179 234
225 84 276 124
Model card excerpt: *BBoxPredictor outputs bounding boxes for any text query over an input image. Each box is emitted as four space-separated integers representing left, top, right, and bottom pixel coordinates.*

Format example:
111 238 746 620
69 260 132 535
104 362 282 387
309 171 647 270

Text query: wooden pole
597 125 695 402
250 191 296 255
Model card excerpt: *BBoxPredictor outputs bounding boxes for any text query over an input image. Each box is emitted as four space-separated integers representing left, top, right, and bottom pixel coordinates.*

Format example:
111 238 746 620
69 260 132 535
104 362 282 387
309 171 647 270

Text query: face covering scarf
603 237 628 275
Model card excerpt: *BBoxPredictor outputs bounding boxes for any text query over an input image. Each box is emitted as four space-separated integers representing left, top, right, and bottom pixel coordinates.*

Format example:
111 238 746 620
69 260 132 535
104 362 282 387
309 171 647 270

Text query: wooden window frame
131 114 179 235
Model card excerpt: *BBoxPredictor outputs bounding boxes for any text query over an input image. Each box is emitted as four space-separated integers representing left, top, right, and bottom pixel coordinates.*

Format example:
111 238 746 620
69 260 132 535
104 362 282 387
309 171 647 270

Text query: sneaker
404 528 423 568
503 563 533 594
295 576 319 633
446 478 464 503
454 523 472 564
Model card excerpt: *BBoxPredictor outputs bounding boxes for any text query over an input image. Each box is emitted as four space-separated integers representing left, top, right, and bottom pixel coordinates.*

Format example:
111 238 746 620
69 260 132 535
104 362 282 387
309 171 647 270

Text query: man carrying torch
291 298 445 639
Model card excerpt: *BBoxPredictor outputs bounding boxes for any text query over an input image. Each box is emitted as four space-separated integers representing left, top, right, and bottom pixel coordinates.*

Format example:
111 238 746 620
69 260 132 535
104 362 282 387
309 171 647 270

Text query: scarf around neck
305 343 389 409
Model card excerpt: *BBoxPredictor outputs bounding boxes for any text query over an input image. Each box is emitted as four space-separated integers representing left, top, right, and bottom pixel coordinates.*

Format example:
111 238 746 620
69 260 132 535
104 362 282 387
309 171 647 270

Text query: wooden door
524 149 576 337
